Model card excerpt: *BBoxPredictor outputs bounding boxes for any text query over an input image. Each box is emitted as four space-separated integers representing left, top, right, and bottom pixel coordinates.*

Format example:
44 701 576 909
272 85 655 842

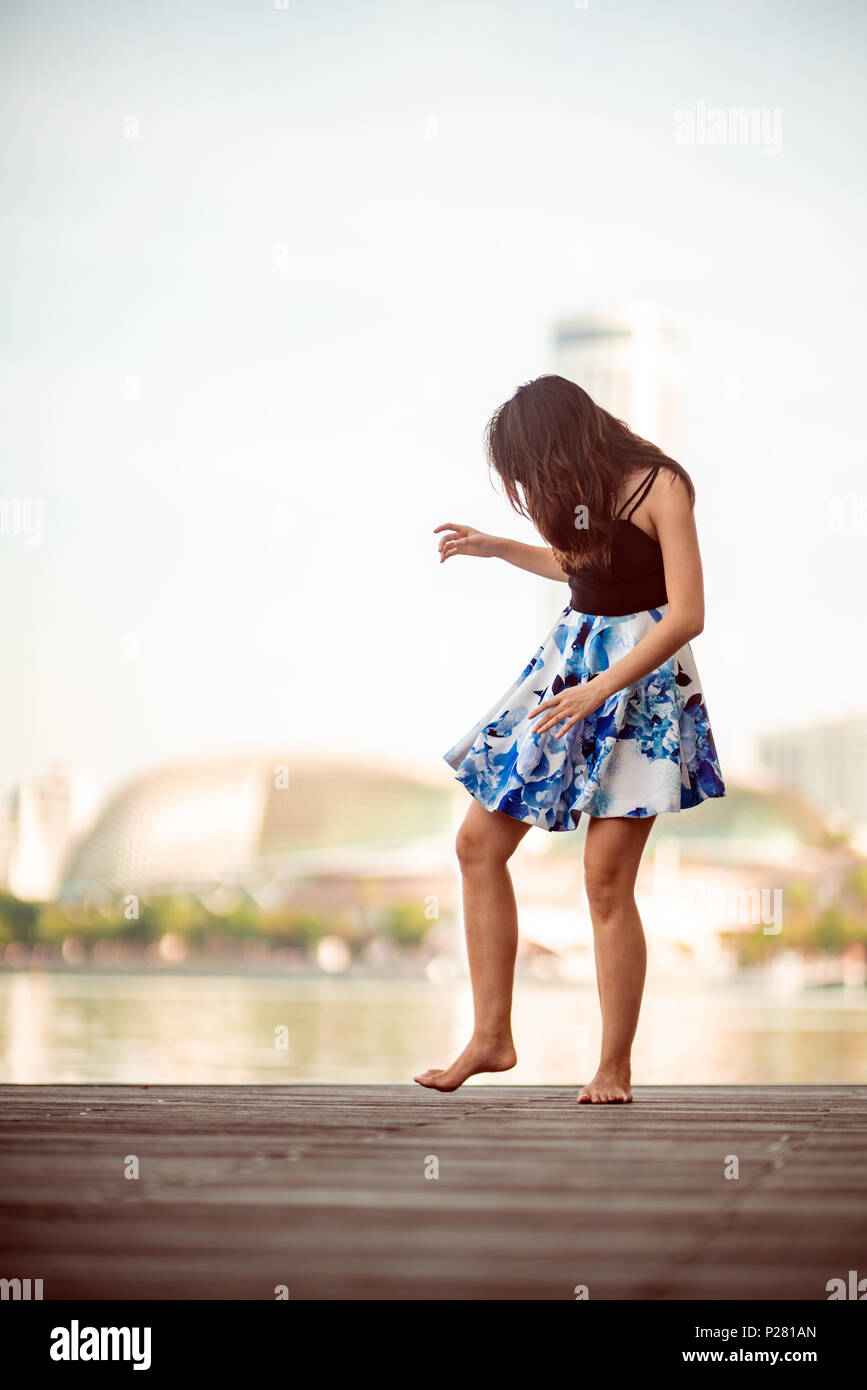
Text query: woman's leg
414 799 531 1090
578 814 656 1104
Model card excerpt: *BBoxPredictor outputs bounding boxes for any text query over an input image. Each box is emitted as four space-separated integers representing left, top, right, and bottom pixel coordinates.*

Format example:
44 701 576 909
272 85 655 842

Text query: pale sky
2 0 866 812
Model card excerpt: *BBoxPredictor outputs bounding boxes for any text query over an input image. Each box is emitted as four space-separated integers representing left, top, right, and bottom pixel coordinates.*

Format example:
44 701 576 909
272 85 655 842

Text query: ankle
597 1057 631 1077
471 1029 514 1052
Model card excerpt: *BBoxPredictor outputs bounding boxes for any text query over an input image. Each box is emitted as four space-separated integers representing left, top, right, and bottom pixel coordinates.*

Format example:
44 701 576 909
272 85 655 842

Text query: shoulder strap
617 464 662 519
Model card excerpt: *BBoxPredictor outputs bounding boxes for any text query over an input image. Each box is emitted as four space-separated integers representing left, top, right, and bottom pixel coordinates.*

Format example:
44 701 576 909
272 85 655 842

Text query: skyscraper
0 765 75 901
531 307 683 629
757 718 867 832
552 307 680 453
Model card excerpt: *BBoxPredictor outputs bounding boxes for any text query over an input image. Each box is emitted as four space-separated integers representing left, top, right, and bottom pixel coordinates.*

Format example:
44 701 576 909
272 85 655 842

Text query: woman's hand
434 523 500 563
529 675 610 738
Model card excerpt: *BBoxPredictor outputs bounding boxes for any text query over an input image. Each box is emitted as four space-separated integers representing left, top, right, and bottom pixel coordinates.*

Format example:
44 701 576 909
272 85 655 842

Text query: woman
415 374 725 1104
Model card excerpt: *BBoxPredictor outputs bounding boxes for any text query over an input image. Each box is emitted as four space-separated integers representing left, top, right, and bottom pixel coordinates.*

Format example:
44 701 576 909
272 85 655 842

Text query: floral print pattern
444 603 726 831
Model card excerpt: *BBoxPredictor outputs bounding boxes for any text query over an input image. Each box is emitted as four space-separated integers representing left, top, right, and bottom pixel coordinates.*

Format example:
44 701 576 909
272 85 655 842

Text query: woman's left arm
531 472 705 737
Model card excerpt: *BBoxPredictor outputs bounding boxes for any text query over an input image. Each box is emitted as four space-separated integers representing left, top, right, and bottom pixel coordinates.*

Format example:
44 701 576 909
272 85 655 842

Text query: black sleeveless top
566 465 668 617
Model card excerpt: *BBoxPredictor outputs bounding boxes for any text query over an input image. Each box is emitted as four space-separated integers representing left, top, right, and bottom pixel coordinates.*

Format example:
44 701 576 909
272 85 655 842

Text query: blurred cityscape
0 737 865 998
2 311 865 1001
2 308 865 1091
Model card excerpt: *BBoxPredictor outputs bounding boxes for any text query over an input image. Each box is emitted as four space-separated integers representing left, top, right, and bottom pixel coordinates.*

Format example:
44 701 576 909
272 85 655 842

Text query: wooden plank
1 1085 866 1299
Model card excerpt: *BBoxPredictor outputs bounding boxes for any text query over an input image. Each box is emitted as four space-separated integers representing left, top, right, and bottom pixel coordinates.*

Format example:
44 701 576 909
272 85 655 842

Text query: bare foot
577 1069 633 1104
414 1039 517 1091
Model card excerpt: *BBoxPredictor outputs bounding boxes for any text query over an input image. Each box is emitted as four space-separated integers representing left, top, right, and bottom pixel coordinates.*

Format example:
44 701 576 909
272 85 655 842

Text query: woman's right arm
434 523 569 582
492 536 570 581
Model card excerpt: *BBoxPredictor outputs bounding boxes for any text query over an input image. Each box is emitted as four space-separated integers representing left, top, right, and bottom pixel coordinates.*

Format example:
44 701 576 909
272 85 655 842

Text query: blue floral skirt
443 603 726 831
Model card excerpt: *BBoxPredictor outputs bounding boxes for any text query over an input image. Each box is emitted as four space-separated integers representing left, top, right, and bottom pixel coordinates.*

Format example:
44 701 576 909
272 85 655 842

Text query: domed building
544 781 838 868
59 755 456 906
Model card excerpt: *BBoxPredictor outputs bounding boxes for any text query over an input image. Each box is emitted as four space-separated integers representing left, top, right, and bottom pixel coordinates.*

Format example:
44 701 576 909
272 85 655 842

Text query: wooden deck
1 1085 866 1300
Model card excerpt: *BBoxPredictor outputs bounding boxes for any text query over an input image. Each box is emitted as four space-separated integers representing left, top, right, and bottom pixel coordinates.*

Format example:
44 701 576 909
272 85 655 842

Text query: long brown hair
485 374 694 571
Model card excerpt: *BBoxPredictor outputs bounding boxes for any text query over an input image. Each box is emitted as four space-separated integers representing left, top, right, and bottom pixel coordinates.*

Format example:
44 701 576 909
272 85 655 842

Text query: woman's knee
584 861 631 918
583 817 654 918
455 815 511 871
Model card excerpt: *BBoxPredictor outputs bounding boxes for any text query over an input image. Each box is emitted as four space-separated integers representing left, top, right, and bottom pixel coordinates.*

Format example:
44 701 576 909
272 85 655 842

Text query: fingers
534 716 568 735
532 706 566 733
435 523 482 563
536 706 589 735
530 698 584 736
529 699 557 717
528 700 563 734
438 533 467 562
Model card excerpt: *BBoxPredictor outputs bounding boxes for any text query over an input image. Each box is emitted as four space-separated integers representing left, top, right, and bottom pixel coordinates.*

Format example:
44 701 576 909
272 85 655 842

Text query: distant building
504 780 846 977
59 754 457 910
0 765 75 901
552 307 680 453
533 307 682 628
757 718 867 831
6 749 854 975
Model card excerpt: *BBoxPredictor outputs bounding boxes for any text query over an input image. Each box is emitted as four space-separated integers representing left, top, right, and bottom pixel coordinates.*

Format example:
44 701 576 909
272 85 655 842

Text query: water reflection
0 971 865 1084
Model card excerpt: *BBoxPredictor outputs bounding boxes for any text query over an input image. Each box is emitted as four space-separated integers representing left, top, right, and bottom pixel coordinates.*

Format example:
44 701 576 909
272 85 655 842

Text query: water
1 970 865 1084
